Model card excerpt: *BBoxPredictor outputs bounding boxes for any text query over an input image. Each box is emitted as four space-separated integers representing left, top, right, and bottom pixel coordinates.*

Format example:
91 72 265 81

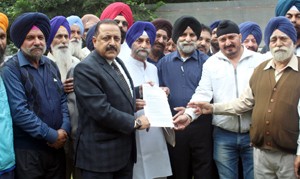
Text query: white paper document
143 84 174 127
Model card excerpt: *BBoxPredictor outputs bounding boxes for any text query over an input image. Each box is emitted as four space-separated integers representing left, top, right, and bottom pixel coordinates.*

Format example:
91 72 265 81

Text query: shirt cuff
61 121 71 135
297 145 300 155
185 108 200 121
213 103 221 114
45 128 58 144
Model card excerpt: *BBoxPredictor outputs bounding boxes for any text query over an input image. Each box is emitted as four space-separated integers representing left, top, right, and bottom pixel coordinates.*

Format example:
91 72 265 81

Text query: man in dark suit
73 20 150 179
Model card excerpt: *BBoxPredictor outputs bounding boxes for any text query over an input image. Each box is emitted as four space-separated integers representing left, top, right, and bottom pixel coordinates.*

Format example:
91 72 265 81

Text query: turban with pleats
239 21 262 45
10 12 50 48
210 20 221 30
0 13 9 32
126 21 156 48
264 16 297 46
81 14 99 28
67 15 84 35
275 0 300 16
100 2 134 28
172 16 201 43
47 16 71 48
151 18 172 39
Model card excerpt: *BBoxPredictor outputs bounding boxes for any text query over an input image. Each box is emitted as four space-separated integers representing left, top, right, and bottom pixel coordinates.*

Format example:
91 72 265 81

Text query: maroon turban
151 18 172 39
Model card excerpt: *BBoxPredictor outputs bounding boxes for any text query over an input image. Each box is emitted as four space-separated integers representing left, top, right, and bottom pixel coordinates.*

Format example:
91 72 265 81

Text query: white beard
51 44 73 81
69 38 85 60
270 43 294 63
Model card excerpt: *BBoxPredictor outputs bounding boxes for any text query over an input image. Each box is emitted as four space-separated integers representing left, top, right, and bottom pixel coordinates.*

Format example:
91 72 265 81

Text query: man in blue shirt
1 12 70 179
157 15 214 179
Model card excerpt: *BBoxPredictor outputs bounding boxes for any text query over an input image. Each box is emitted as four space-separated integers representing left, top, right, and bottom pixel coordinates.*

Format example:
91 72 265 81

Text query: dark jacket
74 51 137 172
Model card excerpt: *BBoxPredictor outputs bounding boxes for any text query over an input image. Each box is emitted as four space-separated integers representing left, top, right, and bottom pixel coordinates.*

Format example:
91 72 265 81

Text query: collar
263 54 298 72
47 52 56 62
214 45 253 62
106 59 114 65
171 50 199 62
17 50 45 67
128 55 147 69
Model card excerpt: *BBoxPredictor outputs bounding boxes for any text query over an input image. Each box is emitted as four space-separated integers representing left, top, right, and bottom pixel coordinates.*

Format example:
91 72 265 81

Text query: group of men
1 0 300 179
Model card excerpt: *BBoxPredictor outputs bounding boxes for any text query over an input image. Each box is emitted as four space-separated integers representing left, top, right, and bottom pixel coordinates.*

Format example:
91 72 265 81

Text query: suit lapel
97 54 134 108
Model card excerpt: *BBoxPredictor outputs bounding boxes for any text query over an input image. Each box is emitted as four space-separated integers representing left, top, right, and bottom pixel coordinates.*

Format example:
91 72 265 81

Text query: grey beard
178 42 197 54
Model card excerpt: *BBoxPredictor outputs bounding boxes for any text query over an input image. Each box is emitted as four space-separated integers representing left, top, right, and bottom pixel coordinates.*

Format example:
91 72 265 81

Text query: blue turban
275 0 300 16
86 24 97 51
125 21 156 48
67 15 84 35
239 21 262 45
210 20 221 30
10 12 50 48
47 16 71 48
264 16 297 46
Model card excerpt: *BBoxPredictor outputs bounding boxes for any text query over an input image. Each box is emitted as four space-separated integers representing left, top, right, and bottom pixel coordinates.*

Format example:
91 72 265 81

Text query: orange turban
0 13 9 32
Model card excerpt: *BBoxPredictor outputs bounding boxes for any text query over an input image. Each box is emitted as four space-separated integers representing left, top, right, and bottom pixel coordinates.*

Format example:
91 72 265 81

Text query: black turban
172 16 201 43
151 18 172 39
216 20 240 37
10 12 50 48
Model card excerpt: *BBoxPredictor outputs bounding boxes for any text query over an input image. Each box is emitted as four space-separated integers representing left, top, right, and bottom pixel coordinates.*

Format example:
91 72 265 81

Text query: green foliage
3 0 164 21
1 0 164 55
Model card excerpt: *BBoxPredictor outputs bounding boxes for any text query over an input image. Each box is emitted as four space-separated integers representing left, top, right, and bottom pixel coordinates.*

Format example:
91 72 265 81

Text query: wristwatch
134 118 142 129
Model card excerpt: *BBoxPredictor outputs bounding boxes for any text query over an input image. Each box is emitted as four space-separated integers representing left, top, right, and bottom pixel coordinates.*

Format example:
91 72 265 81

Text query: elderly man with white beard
67 15 89 60
47 16 80 82
47 16 81 179
184 16 300 179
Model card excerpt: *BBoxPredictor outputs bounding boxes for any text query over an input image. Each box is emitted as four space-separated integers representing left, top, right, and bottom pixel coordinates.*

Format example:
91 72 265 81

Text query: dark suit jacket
73 51 136 172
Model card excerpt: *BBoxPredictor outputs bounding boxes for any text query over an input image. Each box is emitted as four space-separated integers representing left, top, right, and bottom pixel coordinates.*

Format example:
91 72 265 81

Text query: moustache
71 39 79 43
137 48 149 54
154 42 165 49
57 44 68 49
181 42 194 45
224 45 235 49
197 44 205 49
106 45 118 52
30 46 44 51
273 47 288 52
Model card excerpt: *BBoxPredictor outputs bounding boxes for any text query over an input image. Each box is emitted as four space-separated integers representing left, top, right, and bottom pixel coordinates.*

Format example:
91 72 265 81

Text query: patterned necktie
111 61 132 97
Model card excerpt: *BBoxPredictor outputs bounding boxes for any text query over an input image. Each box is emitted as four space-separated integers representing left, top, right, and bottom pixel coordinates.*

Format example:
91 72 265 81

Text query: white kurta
124 56 172 179
118 42 131 62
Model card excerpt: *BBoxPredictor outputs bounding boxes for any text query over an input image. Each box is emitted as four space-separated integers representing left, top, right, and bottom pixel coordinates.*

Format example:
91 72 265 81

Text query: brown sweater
249 58 300 154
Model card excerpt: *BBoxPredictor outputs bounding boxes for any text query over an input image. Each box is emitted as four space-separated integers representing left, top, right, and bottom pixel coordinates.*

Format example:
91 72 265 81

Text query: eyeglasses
114 19 128 27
